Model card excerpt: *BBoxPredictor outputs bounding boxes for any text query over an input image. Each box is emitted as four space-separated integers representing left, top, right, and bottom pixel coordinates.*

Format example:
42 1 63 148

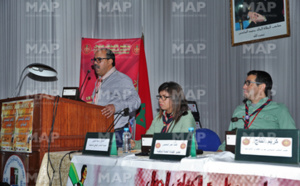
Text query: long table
66 151 300 185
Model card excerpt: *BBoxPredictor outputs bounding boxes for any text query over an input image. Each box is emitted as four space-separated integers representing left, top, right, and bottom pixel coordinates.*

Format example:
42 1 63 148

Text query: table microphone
231 117 245 122
79 70 91 98
106 108 130 132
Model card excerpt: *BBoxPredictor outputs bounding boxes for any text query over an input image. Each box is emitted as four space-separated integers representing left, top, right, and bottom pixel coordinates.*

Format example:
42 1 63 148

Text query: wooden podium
0 94 113 185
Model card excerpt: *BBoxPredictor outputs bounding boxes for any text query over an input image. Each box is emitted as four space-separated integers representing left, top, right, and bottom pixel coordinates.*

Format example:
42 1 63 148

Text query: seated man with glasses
218 70 296 151
91 48 141 147
131 81 196 149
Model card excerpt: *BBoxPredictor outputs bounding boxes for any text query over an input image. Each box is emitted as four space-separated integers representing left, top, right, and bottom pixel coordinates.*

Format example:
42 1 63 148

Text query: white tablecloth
66 151 300 185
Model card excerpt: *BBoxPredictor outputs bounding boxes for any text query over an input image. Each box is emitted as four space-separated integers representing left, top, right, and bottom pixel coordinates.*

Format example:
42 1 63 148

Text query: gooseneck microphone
79 70 91 98
231 117 245 122
122 108 130 117
106 108 130 132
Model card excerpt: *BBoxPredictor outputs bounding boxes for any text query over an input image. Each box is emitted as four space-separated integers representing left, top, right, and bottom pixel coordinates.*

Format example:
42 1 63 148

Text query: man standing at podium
218 70 296 151
91 48 141 147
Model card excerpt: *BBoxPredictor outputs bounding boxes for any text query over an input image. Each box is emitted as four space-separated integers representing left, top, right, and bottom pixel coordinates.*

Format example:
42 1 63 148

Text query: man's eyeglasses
91 57 109 63
156 95 171 101
244 80 262 86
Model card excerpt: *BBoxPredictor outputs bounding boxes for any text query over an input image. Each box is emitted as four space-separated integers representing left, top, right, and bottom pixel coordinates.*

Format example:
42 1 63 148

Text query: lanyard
244 99 271 129
93 78 102 104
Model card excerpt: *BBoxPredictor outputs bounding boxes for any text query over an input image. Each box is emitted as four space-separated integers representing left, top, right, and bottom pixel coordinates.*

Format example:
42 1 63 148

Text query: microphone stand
79 70 91 100
106 110 125 132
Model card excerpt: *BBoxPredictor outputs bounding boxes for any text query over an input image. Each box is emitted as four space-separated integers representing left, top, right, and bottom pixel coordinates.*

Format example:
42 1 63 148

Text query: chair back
195 128 221 151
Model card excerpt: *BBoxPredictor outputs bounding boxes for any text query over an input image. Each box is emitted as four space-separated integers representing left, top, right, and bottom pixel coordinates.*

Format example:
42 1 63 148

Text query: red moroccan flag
135 39 153 140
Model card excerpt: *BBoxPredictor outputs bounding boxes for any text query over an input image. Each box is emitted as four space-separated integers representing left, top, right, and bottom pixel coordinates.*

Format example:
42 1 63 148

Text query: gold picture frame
230 0 290 46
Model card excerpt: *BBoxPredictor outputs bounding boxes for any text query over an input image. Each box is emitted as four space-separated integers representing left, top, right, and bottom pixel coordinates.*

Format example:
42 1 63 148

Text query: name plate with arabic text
235 129 300 164
150 133 192 161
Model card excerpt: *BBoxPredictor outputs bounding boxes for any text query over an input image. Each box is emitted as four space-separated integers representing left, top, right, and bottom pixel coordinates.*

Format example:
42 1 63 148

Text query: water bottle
122 128 131 153
188 127 196 157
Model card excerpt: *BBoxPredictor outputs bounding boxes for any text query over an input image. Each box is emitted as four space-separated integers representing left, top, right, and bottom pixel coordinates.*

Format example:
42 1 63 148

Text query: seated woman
132 81 196 149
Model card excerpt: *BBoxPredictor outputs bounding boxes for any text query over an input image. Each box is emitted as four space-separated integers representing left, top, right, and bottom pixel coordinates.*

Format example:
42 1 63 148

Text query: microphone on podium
79 70 91 98
106 108 130 132
122 108 130 117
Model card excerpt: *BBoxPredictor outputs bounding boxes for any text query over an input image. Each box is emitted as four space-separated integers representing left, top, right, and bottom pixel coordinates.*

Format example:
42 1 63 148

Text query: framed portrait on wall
230 0 290 46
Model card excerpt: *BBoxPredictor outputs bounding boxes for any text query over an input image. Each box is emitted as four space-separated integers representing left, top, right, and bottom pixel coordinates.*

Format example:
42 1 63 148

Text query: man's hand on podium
101 104 115 118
